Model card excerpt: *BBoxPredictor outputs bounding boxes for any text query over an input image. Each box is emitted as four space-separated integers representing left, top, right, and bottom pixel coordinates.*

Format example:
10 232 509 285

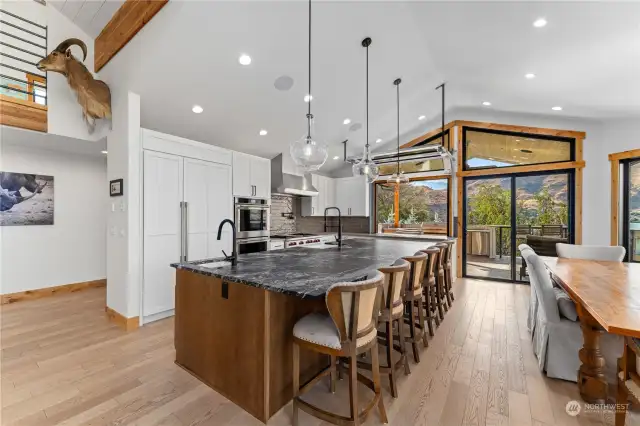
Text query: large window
463 127 574 170
375 178 449 235
622 158 640 262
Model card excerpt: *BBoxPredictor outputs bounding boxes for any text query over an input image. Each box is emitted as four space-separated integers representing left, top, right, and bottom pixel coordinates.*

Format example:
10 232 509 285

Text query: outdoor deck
466 254 528 281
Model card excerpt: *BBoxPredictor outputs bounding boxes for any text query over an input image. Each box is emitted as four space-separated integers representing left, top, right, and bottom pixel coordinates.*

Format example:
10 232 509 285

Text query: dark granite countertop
171 237 444 299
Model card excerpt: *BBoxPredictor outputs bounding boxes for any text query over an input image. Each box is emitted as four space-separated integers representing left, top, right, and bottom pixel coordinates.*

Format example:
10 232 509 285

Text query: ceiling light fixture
525 73 536 79
192 105 203 113
533 18 547 28
304 94 313 102
552 106 563 111
376 138 382 143
418 115 426 121
482 101 491 106
387 78 409 185
238 54 251 65
289 0 327 172
333 156 339 160
259 129 268 136
521 149 533 154
101 150 108 154
352 37 379 183
343 118 351 125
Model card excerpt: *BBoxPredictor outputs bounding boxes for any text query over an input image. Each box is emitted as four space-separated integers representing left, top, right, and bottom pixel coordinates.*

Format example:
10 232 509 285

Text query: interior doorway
463 170 574 282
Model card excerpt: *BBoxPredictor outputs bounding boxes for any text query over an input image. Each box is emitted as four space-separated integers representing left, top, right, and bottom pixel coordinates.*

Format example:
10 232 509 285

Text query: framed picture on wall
0 172 54 226
110 179 124 197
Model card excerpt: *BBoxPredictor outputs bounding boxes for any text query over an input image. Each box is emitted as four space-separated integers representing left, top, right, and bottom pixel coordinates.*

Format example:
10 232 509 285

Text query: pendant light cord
365 41 369 149
306 0 312 140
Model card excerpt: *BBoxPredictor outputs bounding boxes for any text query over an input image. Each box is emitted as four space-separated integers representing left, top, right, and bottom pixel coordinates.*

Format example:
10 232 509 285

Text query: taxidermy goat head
37 38 111 134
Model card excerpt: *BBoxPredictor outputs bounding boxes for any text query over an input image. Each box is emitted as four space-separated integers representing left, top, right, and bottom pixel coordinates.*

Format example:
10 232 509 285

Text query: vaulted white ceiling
93 1 640 173
49 0 122 38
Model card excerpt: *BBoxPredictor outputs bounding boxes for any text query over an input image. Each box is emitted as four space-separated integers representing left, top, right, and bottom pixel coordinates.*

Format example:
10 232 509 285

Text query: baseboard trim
105 306 139 332
1 279 106 305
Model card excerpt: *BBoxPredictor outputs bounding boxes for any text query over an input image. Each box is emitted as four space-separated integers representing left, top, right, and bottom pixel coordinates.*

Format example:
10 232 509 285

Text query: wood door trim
609 149 639 246
609 149 640 162
1 279 105 304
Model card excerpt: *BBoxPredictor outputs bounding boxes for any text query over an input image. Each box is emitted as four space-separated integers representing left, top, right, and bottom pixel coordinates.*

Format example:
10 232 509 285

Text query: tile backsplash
270 194 370 235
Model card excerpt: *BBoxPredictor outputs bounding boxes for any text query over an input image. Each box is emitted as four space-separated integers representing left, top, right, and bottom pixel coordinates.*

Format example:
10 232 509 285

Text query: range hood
270 154 318 197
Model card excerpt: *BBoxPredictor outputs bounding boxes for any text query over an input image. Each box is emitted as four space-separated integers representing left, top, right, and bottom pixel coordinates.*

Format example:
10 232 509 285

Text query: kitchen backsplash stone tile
270 194 371 235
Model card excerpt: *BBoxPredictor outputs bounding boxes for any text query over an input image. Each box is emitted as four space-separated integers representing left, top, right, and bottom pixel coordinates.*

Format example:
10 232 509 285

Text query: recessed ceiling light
525 73 536 79
552 106 563 111
515 139 521 142
333 156 340 160
376 138 382 143
482 101 492 106
343 118 351 125
101 150 108 154
533 18 547 28
521 149 533 154
238 54 251 65
418 115 426 120
304 94 313 102
192 105 203 114
259 129 268 136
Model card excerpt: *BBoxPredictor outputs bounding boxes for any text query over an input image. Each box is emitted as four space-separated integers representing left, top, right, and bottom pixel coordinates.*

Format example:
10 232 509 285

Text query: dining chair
402 251 429 363
615 337 640 426
292 271 387 426
556 243 626 261
518 244 537 336
356 258 410 398
541 224 564 238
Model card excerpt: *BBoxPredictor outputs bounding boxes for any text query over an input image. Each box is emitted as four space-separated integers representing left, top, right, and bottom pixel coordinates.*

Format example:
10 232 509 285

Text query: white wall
0 139 107 294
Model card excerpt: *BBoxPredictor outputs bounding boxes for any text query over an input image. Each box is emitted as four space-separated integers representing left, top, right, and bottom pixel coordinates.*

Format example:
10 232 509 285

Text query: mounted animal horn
55 38 87 61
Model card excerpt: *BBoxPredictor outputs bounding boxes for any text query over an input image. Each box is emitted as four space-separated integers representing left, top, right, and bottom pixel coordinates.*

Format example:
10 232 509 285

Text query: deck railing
466 224 568 258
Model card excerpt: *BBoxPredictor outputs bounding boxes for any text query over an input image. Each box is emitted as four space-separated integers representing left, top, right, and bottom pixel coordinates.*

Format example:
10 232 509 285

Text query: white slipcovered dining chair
521 249 622 381
518 244 537 335
556 243 626 261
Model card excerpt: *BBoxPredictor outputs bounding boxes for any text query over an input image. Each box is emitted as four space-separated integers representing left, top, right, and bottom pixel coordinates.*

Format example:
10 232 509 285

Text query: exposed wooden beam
94 0 168 72
0 94 47 132
456 160 585 178
455 120 586 140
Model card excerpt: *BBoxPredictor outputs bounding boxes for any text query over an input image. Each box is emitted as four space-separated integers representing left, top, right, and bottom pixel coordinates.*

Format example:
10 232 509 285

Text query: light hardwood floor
1 279 638 426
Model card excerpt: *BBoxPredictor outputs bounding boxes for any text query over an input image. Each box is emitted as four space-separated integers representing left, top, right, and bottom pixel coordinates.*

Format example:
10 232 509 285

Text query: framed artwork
0 172 54 226
110 179 124 197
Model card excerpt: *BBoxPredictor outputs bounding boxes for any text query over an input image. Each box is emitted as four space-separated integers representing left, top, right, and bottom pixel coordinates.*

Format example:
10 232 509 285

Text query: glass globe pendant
387 78 409 185
290 0 328 172
352 37 379 183
290 113 327 172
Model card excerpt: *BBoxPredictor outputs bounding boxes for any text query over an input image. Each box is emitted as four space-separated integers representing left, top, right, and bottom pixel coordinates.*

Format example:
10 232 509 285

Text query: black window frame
462 126 576 172
621 157 640 263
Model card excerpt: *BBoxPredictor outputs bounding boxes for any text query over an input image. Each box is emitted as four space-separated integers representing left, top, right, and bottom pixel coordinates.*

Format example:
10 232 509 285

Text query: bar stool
402 251 429 363
292 271 387 426
443 240 455 304
419 247 440 337
434 243 450 313
615 336 639 426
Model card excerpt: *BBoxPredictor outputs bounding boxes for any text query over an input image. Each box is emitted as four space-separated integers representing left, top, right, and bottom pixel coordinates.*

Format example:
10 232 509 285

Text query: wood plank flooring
1 279 638 426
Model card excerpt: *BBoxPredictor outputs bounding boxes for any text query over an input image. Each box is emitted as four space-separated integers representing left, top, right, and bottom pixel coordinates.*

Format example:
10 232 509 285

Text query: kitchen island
171 237 450 423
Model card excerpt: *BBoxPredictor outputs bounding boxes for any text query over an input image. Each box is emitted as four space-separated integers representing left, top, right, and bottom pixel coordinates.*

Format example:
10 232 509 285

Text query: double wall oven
235 197 270 254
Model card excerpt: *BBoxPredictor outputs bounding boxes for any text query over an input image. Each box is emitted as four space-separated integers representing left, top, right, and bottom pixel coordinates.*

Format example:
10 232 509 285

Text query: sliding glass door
622 158 640 262
463 170 574 282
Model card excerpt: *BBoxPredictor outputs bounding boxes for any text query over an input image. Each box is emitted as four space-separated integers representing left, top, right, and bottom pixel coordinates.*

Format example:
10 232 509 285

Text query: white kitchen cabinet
301 174 336 216
335 176 369 216
269 240 285 251
143 151 233 322
232 152 271 198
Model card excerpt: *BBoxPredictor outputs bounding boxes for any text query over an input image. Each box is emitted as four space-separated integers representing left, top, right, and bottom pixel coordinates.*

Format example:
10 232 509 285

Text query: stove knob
290 242 296 246
299 241 304 245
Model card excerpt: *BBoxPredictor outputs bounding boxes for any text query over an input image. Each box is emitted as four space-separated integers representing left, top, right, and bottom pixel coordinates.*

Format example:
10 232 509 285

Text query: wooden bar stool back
615 337 640 426
402 251 429 363
434 243 451 311
373 258 411 398
292 271 387 426
419 247 441 337
443 240 455 303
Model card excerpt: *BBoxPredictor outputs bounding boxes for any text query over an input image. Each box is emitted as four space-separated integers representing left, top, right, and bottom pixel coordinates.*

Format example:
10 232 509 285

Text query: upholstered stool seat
292 272 387 426
293 313 378 350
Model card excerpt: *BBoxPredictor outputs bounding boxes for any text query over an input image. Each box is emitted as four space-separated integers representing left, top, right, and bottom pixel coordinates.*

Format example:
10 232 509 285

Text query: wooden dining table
543 257 640 404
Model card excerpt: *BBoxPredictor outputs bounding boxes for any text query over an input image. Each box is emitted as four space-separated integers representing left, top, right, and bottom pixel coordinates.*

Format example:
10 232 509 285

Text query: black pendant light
387 78 409 184
352 37 379 183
